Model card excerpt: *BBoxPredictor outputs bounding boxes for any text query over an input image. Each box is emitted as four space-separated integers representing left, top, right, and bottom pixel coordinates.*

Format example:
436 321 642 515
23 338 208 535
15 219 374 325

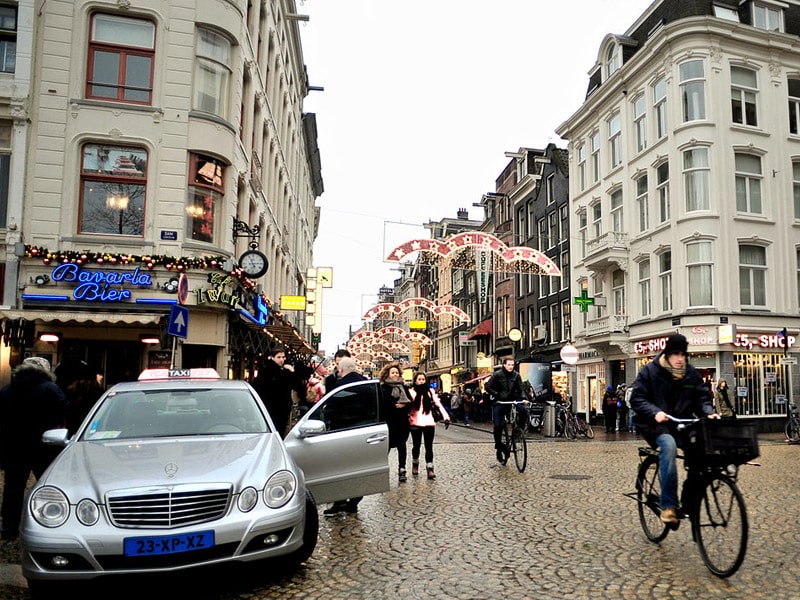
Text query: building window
793 161 800 220
797 247 800 308
550 303 559 342
591 202 602 239
527 201 535 239
683 147 709 212
0 121 9 227
680 59 705 122
593 276 604 319
79 143 147 236
539 273 550 297
590 131 600 183
561 250 569 291
186 153 225 243
610 189 623 232
636 174 649 233
752 2 783 31
548 211 558 249
538 217 547 249
561 300 571 341
735 153 763 215
657 162 670 223
612 269 625 315
639 259 651 317
659 251 672 312
516 206 526 246
608 113 622 169
0 5 16 73
653 76 667 139
788 77 800 135
739 244 767 308
87 13 155 104
714 4 740 21
579 209 587 258
577 144 586 191
687 240 713 307
195 28 232 118
634 94 647 152
731 66 758 127
606 43 621 79
546 173 555 205
559 204 569 246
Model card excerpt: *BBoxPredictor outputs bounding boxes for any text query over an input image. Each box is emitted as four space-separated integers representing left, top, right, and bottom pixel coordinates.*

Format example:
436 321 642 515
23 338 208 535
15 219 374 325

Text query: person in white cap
0 356 67 539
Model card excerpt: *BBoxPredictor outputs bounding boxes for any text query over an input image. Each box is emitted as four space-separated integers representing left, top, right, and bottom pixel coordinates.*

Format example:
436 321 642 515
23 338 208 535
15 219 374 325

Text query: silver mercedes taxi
20 368 389 597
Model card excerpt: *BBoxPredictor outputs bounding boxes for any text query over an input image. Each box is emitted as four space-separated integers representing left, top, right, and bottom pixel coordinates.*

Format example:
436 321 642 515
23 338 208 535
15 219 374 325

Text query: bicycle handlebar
494 400 530 406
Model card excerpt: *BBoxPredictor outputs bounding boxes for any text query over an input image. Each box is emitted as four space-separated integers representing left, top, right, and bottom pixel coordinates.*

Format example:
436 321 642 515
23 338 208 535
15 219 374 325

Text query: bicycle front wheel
785 420 800 442
565 418 577 440
513 427 527 472
636 456 669 543
584 423 595 439
692 475 748 578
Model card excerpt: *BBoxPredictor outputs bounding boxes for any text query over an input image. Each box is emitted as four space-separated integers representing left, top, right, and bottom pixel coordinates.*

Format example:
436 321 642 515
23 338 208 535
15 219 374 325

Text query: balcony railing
587 314 628 336
585 231 628 256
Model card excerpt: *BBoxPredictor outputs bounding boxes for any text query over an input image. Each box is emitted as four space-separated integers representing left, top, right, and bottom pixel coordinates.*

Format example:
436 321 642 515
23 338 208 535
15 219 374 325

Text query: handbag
431 403 444 422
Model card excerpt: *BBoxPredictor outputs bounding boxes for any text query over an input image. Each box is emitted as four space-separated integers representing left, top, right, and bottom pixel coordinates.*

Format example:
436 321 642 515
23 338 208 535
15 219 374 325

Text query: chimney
457 207 469 220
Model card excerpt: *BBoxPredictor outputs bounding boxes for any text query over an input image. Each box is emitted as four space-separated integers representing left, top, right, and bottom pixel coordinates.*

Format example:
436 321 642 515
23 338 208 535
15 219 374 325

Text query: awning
0 309 164 325
468 318 493 339
262 322 317 356
462 372 492 385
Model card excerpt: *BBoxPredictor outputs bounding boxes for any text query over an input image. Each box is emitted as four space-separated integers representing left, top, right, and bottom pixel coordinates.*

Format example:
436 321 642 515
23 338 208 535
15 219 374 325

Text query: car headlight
76 498 100 526
30 486 70 528
263 470 297 508
238 487 258 512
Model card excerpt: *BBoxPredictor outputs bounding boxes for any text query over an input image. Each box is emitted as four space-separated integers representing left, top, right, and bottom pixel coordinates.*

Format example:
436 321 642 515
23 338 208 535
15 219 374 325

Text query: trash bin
543 401 556 437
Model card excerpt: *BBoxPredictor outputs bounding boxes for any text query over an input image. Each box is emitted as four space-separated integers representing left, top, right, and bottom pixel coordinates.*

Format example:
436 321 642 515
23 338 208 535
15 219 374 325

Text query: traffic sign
560 344 579 365
167 304 189 339
780 356 797 365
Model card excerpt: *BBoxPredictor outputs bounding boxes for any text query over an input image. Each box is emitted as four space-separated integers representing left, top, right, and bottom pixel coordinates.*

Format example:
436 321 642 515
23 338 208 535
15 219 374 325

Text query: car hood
38 434 292 500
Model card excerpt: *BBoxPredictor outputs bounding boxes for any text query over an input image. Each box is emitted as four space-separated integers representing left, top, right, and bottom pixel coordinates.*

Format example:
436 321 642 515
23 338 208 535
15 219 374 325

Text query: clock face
239 250 268 278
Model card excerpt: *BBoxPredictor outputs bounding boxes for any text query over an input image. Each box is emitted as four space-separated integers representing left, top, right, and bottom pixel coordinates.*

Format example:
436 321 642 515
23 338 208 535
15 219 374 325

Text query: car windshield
80 388 269 440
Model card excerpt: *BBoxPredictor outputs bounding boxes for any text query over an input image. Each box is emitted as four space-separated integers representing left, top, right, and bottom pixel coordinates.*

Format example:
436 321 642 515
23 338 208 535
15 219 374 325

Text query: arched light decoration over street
362 296 470 324
385 231 561 276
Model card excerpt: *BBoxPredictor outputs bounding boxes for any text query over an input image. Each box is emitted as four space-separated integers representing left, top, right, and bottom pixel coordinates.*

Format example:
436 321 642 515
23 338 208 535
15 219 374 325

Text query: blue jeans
492 403 511 449
656 432 679 510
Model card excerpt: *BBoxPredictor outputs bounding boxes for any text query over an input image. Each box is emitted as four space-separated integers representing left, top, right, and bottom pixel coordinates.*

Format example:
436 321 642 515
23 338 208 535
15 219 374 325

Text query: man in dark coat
323 356 367 516
485 356 524 465
324 349 351 392
251 346 303 438
629 333 717 526
0 357 67 539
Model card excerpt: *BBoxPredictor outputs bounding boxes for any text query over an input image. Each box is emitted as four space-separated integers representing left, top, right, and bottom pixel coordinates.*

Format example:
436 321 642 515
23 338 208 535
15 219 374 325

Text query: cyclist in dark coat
485 357 524 465
629 333 717 526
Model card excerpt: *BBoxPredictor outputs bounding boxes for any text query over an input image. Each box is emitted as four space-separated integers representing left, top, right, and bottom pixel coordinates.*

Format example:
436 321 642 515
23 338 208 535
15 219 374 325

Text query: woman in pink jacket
408 371 450 479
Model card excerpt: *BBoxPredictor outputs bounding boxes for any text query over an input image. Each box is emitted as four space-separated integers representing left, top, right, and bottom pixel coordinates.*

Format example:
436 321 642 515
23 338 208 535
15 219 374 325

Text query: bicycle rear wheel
564 417 577 439
512 427 527 472
636 456 669 542
692 475 748 578
584 423 595 439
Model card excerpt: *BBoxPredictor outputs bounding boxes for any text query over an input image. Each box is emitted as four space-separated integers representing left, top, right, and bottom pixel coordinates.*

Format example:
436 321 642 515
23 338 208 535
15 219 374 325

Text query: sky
298 0 655 355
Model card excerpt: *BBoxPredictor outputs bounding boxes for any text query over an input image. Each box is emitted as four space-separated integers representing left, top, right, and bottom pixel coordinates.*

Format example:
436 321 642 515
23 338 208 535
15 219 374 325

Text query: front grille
108 485 232 529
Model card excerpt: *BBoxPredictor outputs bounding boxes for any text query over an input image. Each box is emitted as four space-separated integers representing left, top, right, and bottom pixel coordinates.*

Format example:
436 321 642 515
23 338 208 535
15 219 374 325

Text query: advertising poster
518 362 552 402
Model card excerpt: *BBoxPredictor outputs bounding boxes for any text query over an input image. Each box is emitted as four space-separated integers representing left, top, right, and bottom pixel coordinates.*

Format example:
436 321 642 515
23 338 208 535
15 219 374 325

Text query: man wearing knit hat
629 333 718 526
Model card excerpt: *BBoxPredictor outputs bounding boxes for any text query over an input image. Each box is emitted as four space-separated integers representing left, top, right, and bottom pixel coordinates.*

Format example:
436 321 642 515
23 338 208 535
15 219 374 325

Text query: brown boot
411 461 419 476
426 466 436 480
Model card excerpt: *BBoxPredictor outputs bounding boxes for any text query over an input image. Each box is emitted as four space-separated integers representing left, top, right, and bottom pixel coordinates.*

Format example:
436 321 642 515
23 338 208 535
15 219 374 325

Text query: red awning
468 318 493 339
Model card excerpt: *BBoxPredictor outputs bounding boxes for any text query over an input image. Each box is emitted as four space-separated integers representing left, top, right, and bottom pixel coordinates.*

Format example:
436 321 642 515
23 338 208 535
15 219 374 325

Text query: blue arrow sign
167 304 189 339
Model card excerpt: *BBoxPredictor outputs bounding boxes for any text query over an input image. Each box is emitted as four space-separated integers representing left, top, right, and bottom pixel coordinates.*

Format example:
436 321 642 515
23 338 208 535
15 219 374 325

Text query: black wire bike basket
683 419 760 466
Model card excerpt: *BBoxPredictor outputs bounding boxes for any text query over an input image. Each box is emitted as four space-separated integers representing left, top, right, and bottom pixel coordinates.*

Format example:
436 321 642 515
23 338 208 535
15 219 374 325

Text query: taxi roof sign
138 368 221 381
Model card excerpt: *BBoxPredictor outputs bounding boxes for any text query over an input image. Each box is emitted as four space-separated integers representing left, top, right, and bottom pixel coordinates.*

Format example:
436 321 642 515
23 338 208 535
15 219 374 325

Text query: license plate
123 530 215 557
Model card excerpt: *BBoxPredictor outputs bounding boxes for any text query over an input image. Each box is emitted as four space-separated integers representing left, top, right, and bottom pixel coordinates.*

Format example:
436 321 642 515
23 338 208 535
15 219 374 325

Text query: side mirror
41 428 70 447
296 419 326 438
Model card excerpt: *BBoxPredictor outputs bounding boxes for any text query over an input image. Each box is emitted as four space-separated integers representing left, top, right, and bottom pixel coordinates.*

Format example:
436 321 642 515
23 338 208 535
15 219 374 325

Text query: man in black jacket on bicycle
629 334 717 526
485 357 524 465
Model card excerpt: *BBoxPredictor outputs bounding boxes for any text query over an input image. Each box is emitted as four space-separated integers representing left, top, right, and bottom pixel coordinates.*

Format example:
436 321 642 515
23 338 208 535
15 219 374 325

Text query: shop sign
734 332 795 351
196 273 239 308
49 263 153 302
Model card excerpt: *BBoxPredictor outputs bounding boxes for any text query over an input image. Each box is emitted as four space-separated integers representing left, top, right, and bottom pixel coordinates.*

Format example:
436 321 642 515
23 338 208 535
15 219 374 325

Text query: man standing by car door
323 356 367 516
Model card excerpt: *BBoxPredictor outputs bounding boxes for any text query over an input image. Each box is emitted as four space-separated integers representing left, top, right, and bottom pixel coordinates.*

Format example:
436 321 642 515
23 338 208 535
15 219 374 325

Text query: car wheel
283 490 319 568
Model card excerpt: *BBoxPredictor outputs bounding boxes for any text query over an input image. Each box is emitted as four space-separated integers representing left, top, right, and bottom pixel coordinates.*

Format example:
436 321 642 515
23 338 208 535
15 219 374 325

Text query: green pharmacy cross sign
574 289 595 313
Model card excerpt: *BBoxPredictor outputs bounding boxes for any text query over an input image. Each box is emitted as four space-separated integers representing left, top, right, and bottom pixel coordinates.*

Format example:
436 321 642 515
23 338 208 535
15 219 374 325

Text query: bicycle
563 401 594 439
785 401 800 443
497 400 529 472
628 415 759 578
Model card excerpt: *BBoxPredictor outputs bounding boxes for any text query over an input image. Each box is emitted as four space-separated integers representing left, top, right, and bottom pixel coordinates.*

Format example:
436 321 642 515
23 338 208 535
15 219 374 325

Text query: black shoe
496 449 505 463
344 499 361 513
323 502 348 516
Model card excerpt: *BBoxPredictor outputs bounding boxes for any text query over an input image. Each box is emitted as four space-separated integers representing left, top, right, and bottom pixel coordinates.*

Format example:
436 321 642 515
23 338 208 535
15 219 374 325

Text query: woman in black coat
379 362 412 482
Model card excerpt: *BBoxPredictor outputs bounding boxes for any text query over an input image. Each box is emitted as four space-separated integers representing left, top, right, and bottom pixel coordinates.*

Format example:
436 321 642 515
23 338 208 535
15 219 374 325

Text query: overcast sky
298 0 655 355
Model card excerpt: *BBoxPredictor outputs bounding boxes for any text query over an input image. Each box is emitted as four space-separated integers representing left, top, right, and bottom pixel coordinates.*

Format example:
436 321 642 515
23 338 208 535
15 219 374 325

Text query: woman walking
408 371 450 479
714 378 737 418
379 363 412 482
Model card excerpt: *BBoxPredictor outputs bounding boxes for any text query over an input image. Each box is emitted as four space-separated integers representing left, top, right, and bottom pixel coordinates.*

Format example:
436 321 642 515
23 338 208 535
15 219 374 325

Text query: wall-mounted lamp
161 277 179 293
33 274 50 286
140 334 160 345
39 332 61 343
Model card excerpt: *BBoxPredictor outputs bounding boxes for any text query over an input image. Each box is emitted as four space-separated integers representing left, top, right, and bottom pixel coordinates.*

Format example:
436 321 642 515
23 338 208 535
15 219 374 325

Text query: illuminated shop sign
634 328 795 354
196 273 239 308
50 263 153 302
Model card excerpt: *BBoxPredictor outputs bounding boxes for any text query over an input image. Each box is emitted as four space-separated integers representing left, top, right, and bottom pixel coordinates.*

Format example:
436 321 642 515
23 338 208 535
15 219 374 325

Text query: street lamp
106 193 129 234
